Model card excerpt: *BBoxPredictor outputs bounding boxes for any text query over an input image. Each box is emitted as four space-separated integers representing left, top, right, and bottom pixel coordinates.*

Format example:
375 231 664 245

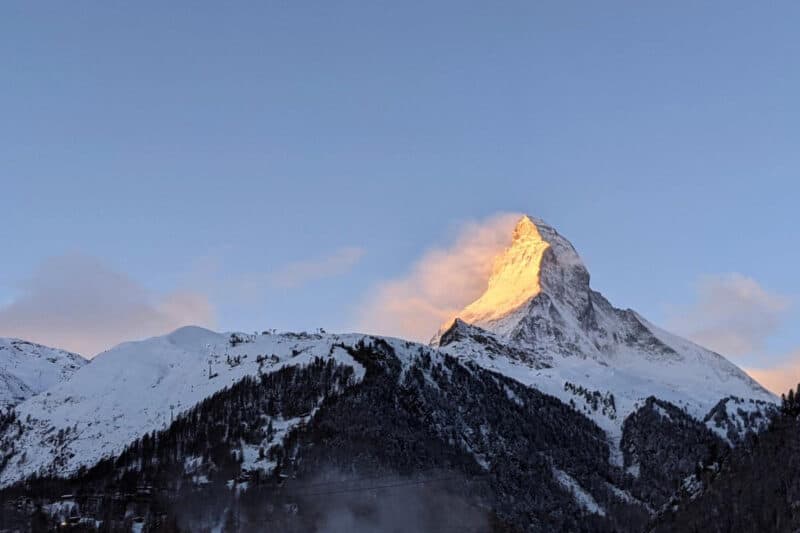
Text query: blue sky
1 2 799 388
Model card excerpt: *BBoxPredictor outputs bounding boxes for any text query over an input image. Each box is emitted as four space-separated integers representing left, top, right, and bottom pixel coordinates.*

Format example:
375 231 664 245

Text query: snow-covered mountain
0 217 775 486
0 338 87 408
433 216 774 456
0 326 365 485
0 216 782 530
0 330 716 531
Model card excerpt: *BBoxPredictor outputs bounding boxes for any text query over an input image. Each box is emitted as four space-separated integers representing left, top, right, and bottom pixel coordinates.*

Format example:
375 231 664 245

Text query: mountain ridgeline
652 390 800 532
0 338 86 409
0 216 788 532
0 336 744 532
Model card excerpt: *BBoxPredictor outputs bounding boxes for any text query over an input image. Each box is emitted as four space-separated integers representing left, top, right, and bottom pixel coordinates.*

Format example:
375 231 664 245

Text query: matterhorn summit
434 215 774 448
435 215 589 341
435 214 760 370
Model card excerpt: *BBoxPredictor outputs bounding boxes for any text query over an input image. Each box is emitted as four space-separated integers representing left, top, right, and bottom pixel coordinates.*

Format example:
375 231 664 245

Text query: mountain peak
432 216 589 341
0 337 87 408
433 215 771 401
511 215 539 242
456 216 551 326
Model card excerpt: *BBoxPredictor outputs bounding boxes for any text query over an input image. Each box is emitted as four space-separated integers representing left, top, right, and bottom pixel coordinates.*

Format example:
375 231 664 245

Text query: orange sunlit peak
453 215 551 326
512 215 540 242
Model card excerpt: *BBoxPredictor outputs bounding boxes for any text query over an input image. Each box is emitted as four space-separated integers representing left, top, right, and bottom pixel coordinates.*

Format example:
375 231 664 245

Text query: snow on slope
438 320 772 467
0 326 366 486
0 338 87 408
552 466 606 517
703 395 776 445
434 216 776 463
0 216 779 494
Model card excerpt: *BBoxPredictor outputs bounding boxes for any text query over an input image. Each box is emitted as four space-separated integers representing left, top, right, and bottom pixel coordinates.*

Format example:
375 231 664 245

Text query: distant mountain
0 326 367 486
0 337 86 408
0 217 782 531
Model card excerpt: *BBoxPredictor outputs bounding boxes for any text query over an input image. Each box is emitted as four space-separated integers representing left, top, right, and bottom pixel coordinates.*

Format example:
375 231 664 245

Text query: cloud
357 213 521 342
668 273 790 357
221 246 366 308
745 351 800 396
666 273 799 395
0 254 215 358
270 247 365 289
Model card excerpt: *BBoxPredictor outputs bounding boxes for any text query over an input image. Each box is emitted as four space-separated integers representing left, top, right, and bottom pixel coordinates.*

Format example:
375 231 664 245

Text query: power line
283 474 487 498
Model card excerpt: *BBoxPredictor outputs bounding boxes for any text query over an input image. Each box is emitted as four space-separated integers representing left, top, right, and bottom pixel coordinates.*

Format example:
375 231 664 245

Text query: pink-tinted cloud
218 246 366 306
357 213 521 342
666 273 798 394
668 273 790 357
745 351 800 396
0 254 215 357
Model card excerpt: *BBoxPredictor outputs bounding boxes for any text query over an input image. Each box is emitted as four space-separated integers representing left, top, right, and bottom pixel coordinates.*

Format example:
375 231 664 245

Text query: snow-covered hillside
0 338 87 408
0 216 778 496
1 331 673 531
433 216 775 460
0 326 365 486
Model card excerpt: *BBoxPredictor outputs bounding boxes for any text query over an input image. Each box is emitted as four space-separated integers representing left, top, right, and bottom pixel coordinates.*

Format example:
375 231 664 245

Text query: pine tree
781 384 800 416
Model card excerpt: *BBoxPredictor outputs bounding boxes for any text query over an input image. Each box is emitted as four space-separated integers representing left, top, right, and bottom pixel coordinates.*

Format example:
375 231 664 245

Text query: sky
1 2 799 392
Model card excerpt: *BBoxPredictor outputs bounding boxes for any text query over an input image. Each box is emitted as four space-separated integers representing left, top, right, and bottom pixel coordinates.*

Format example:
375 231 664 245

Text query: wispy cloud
356 213 521 342
270 246 365 289
0 254 215 358
222 246 366 307
666 272 799 394
668 273 790 357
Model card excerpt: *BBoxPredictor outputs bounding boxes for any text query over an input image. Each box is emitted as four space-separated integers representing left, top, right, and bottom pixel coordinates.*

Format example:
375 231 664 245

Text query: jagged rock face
435 215 771 396
433 215 774 476
435 216 683 363
533 218 593 321
437 319 553 370
453 217 554 329
434 216 591 344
